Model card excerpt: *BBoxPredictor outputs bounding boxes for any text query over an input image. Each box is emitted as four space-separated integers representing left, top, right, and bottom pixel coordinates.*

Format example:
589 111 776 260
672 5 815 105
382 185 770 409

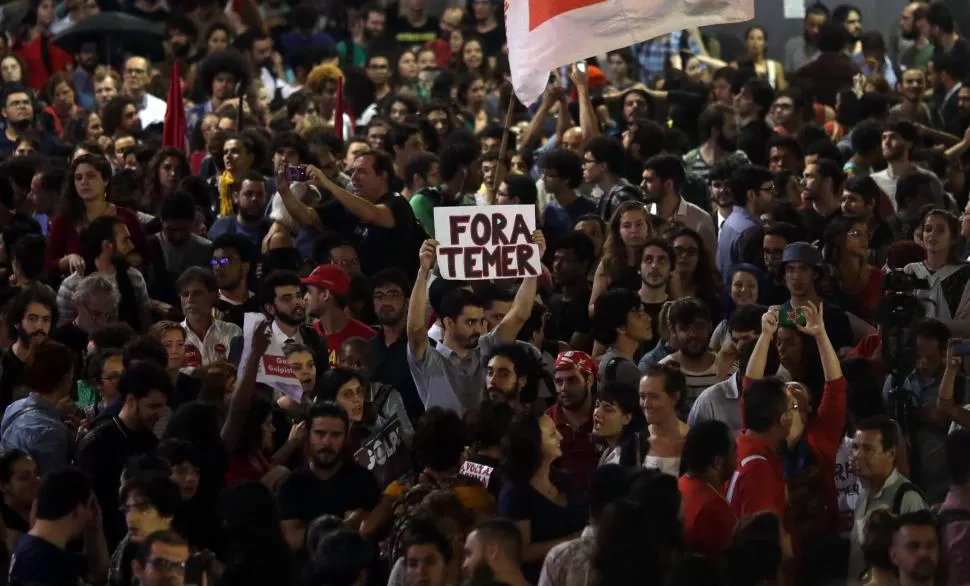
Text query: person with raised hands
406 234 544 416
741 301 847 583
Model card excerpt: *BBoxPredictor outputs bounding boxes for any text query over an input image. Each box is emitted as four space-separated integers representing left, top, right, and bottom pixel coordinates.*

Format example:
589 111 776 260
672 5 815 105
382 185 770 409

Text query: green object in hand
778 308 807 328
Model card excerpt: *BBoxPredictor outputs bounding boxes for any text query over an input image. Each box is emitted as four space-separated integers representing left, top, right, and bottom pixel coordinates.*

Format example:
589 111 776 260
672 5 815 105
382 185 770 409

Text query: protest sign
433 205 541 280
239 313 305 402
354 416 410 486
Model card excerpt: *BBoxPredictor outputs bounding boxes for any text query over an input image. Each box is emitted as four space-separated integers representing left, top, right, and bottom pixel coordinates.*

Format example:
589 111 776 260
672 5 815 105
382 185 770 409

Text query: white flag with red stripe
505 0 756 106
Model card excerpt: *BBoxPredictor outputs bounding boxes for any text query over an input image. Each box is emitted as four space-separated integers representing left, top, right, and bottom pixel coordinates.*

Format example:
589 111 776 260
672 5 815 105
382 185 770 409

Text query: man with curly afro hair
188 50 252 129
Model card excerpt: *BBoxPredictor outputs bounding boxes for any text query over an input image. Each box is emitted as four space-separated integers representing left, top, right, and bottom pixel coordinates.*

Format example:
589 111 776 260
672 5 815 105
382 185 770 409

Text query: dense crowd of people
1 0 970 585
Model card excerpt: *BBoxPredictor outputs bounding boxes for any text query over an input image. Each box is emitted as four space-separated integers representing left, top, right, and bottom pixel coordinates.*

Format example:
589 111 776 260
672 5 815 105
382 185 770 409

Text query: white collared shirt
181 318 242 370
138 92 168 127
271 320 303 347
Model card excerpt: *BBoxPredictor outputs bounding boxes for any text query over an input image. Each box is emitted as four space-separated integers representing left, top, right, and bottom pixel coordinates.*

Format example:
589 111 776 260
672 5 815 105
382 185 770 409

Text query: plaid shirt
632 31 703 83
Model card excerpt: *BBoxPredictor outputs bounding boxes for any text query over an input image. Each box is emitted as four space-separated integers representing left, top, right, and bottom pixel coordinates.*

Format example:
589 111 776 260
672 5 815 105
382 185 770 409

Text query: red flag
162 60 187 153
333 75 344 140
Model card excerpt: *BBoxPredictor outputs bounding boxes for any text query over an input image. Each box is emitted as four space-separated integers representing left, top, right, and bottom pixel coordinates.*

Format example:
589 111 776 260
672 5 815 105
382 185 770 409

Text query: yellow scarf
217 170 236 217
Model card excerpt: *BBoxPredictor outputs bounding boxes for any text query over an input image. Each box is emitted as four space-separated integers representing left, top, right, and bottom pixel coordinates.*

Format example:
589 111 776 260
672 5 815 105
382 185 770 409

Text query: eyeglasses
82 303 114 322
146 557 187 574
101 373 123 383
847 229 868 238
210 256 238 267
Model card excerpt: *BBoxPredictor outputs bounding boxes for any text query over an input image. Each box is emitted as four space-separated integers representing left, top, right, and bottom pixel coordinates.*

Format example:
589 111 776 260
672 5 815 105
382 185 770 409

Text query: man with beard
239 29 295 107
778 242 853 352
0 84 55 157
123 56 166 129
871 120 941 208
547 350 600 495
891 512 940 586
369 268 423 420
176 267 241 370
77 361 173 549
210 234 259 328
483 343 538 412
927 3 970 69
407 238 539 415
799 159 844 243
636 238 674 343
761 222 804 305
642 154 716 256
276 402 381 551
0 286 56 409
208 174 271 250
683 104 750 182
303 264 375 367
71 41 100 112
709 161 740 234
249 270 328 378
165 16 200 65
716 164 775 273
784 3 828 71
462 519 529 586
659 298 718 418
898 2 933 72
337 3 387 69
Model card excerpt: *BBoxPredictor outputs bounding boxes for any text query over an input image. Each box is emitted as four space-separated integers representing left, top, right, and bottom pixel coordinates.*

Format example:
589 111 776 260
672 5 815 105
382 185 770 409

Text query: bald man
123 55 167 127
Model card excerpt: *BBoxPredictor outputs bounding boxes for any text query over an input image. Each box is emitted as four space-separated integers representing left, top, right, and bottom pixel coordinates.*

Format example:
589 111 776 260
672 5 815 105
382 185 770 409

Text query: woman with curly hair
305 61 352 140
498 412 586 580
589 201 652 316
139 147 191 216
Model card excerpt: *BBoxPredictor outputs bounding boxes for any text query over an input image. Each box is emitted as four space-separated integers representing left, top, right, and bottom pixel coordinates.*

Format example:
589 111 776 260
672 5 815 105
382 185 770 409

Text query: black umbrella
53 11 166 62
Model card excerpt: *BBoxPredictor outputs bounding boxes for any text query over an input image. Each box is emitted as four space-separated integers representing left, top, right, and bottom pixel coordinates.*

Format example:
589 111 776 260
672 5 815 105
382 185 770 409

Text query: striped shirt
660 353 720 419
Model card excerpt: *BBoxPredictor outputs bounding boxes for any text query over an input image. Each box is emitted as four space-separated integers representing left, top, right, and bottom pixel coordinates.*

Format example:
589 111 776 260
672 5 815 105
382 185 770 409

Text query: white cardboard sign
433 205 541 280
239 312 305 402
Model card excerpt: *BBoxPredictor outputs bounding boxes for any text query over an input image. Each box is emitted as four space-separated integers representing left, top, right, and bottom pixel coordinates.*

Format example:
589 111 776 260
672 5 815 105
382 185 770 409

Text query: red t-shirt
731 432 788 520
679 474 737 564
545 402 600 495
224 452 271 487
312 318 376 366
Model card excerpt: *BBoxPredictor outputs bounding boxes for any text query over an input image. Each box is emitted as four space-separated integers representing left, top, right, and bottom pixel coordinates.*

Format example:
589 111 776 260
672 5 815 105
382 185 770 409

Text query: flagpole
492 92 517 195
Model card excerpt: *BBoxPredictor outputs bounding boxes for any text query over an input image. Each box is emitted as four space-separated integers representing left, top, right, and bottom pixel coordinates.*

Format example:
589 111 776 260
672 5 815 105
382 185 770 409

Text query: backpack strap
938 508 970 527
727 454 768 504
604 357 624 383
892 481 923 515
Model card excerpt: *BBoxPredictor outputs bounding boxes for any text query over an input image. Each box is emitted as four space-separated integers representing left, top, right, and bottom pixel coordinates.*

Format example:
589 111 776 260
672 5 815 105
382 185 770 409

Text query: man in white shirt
123 56 167 128
177 267 241 371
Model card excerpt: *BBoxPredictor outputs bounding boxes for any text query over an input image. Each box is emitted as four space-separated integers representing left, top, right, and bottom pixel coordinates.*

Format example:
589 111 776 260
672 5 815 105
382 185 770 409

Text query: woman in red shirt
679 419 738 565
15 0 71 91
45 154 149 279
224 394 276 487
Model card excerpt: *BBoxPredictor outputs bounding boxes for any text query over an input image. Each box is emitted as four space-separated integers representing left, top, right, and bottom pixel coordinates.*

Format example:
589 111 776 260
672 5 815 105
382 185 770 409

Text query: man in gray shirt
407 238 541 416
784 5 829 72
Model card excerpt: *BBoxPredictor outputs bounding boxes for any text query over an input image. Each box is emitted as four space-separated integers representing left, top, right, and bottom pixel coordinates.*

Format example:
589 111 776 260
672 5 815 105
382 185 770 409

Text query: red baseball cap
554 350 599 381
301 264 351 296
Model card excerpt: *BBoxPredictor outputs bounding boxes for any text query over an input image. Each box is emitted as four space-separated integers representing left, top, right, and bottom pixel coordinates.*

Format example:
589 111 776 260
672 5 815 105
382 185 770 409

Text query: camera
286 165 308 182
882 269 929 293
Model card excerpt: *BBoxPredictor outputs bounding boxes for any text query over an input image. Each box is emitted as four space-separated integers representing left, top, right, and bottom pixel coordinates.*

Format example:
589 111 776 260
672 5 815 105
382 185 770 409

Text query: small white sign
240 313 305 402
784 0 806 19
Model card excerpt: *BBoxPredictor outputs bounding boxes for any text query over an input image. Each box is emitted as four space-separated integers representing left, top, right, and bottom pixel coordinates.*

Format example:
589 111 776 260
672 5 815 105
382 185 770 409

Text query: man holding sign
407 230 545 415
